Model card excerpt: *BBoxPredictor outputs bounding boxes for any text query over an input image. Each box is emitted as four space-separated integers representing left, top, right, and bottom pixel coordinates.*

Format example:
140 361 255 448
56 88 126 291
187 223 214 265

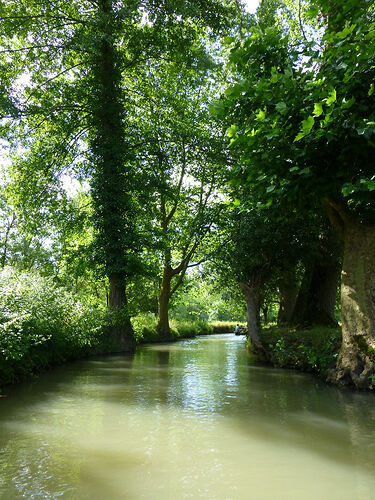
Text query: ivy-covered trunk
157 269 172 340
108 273 134 352
90 0 136 352
325 199 375 389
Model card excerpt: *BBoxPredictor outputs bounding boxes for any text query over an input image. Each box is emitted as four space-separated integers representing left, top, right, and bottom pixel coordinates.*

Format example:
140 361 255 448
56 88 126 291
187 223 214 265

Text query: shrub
0 267 106 386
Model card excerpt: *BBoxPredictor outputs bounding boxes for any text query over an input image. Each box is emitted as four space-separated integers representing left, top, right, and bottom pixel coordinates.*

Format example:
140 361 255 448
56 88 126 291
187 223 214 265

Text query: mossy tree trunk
325 199 375 389
157 267 173 340
108 273 134 352
240 272 264 350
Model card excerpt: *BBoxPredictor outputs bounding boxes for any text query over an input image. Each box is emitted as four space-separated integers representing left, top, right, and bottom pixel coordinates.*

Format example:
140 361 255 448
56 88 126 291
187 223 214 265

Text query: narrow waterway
1 334 375 499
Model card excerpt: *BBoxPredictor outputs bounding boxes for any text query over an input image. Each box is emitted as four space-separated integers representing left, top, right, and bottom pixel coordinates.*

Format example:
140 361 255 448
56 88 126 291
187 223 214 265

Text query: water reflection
0 335 375 499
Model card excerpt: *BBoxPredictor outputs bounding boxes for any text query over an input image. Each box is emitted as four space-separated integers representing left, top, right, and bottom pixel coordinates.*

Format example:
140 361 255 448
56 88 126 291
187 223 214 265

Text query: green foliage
0 267 106 386
211 321 246 333
170 275 246 323
219 4 375 221
261 324 341 374
132 312 213 343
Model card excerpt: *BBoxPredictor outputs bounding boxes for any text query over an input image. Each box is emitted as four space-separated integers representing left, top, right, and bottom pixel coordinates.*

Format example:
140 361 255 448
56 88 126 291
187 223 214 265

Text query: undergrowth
260 324 341 374
0 267 107 386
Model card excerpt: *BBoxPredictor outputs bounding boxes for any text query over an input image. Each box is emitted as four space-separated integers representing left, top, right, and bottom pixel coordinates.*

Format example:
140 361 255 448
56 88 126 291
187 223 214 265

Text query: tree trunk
89 0 135 353
240 275 263 350
277 266 297 324
302 263 340 327
108 273 135 353
333 224 375 388
290 264 313 326
157 269 172 340
1 213 15 269
325 199 375 389
291 261 340 327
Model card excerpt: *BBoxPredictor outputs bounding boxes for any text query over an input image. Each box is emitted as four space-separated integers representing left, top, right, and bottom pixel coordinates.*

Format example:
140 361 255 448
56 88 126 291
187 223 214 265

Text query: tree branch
23 63 83 106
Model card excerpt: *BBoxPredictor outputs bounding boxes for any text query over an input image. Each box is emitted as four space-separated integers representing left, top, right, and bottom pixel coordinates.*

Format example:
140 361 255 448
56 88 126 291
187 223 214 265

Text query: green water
0 334 375 499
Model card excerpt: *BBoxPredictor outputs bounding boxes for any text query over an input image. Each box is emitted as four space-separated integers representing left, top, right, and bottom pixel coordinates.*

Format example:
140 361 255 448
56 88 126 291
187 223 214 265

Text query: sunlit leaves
313 102 323 117
326 89 337 106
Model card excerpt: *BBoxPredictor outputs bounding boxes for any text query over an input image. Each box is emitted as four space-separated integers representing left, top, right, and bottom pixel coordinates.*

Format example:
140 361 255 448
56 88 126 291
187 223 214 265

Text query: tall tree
0 0 234 351
130 59 227 339
219 0 375 387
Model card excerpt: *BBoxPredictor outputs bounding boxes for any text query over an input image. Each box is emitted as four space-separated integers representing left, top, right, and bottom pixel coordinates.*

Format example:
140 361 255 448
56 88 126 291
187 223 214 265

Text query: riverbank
0 305 240 389
255 324 342 378
133 315 246 344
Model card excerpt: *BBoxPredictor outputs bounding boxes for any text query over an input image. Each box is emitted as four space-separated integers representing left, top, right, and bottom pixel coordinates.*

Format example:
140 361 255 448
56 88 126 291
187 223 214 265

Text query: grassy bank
258 324 342 376
132 316 247 343
132 313 214 343
211 321 247 334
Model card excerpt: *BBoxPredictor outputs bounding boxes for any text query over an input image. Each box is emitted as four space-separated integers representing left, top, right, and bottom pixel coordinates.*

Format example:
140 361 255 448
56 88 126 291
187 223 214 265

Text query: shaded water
1 334 375 499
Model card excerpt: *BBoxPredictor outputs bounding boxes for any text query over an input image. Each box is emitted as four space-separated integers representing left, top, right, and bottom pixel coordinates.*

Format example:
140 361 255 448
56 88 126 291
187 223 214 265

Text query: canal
0 334 375 499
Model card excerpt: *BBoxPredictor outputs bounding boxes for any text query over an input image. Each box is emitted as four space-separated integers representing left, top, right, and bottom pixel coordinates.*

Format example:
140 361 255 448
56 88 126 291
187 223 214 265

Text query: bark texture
325 199 375 389
333 224 375 388
240 273 264 351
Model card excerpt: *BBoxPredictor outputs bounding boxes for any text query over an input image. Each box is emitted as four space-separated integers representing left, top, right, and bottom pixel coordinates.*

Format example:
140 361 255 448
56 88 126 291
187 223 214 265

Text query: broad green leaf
276 102 287 113
336 25 356 39
342 183 356 196
270 68 279 84
369 84 374 96
326 89 337 106
313 102 323 117
306 4 319 18
299 167 311 176
226 125 237 138
294 132 306 142
302 115 315 135
342 97 355 109
223 36 235 45
256 109 266 121
361 179 375 191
